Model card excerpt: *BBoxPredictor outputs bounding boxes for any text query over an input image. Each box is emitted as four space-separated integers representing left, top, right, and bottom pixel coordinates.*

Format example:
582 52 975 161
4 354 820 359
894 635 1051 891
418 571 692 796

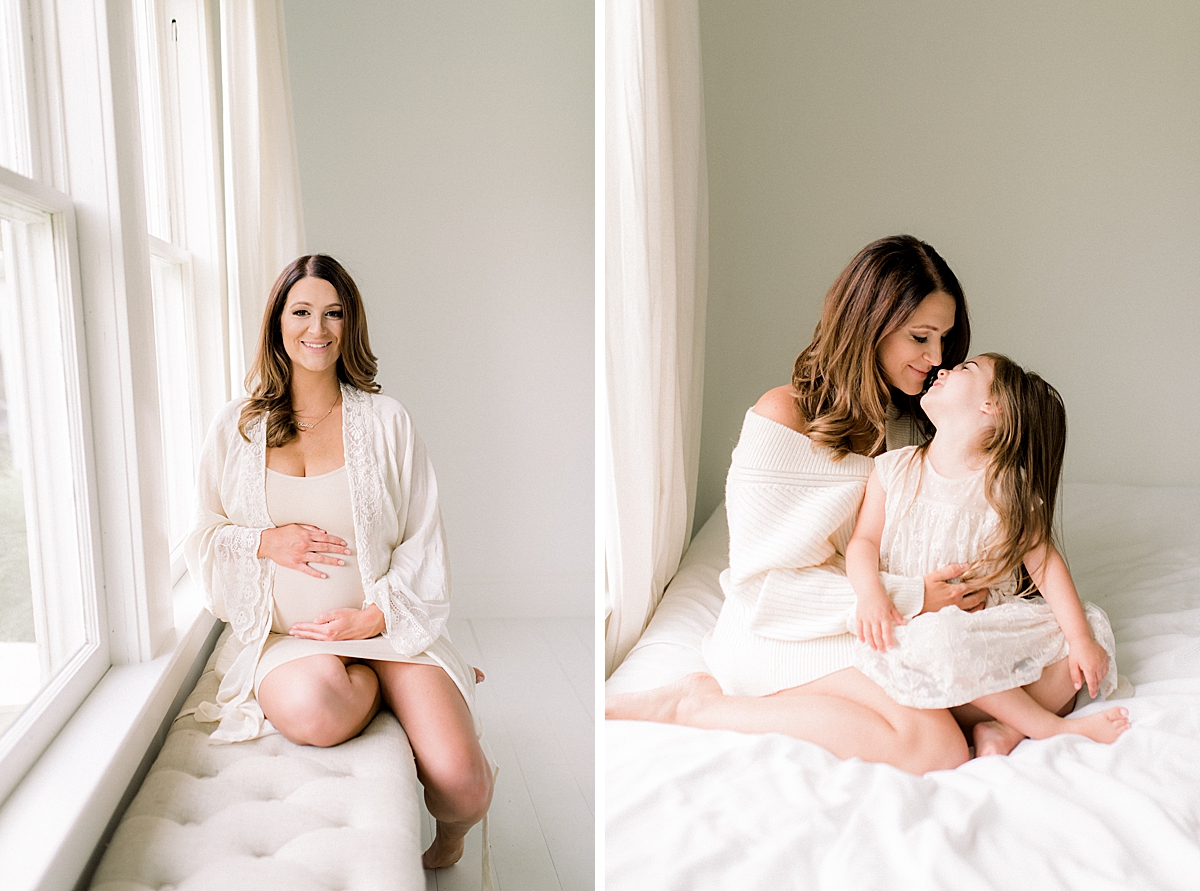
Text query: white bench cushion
90 629 424 891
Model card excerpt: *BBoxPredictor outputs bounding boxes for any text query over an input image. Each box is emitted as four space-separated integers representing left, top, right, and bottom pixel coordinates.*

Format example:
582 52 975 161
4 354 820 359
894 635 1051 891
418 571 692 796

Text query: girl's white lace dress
854 446 1118 709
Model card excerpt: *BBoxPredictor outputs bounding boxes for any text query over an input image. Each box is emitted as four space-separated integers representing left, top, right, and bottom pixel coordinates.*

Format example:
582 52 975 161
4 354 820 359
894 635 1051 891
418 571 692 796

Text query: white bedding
605 484 1200 890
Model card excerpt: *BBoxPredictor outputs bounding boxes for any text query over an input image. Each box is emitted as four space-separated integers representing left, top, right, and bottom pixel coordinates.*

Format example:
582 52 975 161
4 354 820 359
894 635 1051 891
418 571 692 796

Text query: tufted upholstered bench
88 628 424 891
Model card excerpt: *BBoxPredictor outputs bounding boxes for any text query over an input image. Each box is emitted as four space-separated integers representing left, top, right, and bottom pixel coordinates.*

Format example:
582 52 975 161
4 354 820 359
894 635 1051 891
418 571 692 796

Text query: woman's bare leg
953 658 1081 756
258 655 381 747
606 668 969 775
971 685 1129 744
369 661 493 870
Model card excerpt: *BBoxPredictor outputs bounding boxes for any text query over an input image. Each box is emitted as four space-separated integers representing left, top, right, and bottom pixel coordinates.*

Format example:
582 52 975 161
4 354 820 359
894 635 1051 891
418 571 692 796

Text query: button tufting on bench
87 629 427 891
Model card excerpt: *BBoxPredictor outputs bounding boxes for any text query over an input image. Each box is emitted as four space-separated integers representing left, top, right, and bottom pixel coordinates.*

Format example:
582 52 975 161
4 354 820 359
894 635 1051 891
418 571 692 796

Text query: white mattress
606 483 1200 890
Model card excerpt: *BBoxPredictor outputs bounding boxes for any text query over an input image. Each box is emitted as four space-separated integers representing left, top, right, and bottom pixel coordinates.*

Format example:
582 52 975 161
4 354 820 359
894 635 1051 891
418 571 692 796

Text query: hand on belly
289 603 386 641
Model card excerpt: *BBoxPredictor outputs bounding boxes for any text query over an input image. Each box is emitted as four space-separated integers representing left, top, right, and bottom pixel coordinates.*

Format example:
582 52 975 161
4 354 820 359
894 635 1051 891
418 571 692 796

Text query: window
0 166 105 803
134 0 226 578
0 0 228 804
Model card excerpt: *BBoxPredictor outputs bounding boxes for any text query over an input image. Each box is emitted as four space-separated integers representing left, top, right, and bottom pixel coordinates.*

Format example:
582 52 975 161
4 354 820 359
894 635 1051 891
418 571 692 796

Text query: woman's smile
282 276 345 373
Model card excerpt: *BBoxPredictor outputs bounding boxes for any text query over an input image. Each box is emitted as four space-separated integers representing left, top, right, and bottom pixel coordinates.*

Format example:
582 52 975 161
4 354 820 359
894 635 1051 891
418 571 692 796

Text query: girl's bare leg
258 654 381 747
369 661 493 870
954 658 1082 756
606 668 969 775
971 685 1129 744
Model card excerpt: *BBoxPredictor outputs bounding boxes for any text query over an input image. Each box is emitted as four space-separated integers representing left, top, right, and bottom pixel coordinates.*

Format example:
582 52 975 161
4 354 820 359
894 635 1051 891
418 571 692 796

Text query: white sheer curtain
220 0 305 387
604 0 708 677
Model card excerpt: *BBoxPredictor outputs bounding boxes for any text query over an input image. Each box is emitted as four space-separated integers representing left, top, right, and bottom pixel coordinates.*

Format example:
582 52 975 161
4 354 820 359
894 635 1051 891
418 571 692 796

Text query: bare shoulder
752 385 805 433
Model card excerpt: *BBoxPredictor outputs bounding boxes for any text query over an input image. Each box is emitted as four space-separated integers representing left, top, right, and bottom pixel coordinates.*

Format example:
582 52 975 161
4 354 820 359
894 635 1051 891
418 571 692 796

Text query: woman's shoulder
211 397 251 430
350 388 417 433
751 385 805 432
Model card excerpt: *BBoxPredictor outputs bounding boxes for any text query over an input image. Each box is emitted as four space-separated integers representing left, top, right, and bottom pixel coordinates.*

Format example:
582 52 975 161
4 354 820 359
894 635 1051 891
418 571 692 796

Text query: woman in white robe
185 254 491 870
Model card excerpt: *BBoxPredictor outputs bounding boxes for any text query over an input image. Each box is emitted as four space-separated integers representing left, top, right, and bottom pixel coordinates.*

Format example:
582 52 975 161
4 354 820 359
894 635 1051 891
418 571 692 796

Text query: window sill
0 575 221 891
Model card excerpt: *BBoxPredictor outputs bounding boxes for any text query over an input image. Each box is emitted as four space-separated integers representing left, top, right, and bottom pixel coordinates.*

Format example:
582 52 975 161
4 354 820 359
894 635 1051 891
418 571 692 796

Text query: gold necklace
295 395 341 431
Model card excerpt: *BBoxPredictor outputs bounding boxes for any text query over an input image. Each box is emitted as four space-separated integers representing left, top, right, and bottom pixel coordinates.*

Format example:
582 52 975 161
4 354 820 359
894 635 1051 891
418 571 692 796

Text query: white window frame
0 0 231 886
0 165 107 807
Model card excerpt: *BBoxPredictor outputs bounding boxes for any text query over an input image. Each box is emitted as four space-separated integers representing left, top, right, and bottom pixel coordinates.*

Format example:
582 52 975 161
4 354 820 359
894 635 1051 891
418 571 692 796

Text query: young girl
847 353 1130 747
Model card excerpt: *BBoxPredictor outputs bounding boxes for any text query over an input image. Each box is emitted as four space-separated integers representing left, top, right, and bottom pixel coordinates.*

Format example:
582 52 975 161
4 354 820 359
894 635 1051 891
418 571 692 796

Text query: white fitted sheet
606 483 1200 890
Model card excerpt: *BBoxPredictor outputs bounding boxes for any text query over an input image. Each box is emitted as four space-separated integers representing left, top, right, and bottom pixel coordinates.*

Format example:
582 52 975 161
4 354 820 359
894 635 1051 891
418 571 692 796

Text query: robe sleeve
184 407 273 643
363 410 452 657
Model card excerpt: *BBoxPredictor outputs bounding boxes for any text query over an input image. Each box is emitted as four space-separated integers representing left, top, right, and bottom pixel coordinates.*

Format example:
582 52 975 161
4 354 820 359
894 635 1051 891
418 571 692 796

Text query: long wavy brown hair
238 255 380 446
913 353 1067 591
791 235 970 458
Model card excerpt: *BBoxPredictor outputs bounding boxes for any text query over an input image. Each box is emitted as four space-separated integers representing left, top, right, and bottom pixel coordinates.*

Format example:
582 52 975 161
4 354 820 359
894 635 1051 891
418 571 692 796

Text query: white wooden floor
420 617 594 891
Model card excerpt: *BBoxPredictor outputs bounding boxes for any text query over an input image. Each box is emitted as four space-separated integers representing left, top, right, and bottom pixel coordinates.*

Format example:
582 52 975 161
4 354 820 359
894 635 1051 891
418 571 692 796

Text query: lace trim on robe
218 413 275 643
343 385 438 656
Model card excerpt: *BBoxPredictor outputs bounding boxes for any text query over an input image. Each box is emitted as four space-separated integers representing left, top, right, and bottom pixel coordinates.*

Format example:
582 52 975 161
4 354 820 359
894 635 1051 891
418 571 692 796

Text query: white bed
605 483 1200 890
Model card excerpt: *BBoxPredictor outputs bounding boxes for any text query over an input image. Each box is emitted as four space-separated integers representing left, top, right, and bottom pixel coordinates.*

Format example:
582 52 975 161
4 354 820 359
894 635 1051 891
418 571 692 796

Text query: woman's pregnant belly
270 555 365 633
265 465 365 633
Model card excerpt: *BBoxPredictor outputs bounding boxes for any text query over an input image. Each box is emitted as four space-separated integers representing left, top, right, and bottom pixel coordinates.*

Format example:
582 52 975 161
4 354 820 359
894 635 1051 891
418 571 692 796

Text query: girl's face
921 355 996 419
876 291 957 395
280 276 344 376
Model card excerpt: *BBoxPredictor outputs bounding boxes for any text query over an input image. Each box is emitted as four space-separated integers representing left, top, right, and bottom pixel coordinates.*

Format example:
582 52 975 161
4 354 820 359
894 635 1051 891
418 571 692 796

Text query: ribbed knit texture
702 410 925 696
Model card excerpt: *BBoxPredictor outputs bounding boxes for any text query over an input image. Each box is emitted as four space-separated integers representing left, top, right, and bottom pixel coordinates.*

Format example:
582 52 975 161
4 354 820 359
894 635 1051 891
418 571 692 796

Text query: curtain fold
220 0 305 389
604 0 708 677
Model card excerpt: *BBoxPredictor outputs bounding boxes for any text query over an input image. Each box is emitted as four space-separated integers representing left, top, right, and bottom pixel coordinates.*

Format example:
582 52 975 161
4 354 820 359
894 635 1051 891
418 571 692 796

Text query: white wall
696 1 1200 529
282 0 593 616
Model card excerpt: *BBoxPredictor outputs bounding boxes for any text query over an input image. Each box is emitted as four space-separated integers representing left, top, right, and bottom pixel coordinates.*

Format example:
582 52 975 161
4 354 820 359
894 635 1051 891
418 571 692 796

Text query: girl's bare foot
422 823 467 869
972 720 1026 757
605 672 722 725
1064 706 1130 744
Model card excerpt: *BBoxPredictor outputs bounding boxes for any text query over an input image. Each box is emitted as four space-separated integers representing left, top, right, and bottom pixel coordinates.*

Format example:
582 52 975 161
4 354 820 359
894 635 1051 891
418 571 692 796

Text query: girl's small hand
855 593 905 651
289 604 386 641
258 523 351 578
1069 637 1110 698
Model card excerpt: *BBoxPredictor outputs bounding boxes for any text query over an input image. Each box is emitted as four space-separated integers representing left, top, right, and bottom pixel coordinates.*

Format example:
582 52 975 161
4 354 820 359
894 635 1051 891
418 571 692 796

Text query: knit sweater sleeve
724 412 925 641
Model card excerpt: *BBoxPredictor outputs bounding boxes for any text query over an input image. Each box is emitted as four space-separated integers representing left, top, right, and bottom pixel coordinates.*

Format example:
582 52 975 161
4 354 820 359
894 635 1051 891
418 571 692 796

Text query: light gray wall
696 1 1200 529
282 0 593 616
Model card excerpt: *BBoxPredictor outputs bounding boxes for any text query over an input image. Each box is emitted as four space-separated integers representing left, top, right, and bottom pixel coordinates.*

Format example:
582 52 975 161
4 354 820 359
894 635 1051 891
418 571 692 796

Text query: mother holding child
607 235 1129 773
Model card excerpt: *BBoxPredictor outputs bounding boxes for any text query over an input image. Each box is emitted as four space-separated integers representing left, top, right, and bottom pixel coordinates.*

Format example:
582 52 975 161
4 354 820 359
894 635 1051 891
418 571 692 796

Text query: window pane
0 223 35 735
132 0 173 240
0 0 32 177
149 249 198 557
0 208 91 739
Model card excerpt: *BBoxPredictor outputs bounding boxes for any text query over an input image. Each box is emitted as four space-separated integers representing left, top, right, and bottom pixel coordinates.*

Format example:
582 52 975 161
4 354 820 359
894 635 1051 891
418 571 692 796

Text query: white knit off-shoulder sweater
702 408 925 696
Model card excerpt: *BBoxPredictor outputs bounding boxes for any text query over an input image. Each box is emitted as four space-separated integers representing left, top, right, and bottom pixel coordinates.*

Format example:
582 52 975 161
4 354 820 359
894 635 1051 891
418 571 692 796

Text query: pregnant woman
607 235 1084 772
186 255 492 869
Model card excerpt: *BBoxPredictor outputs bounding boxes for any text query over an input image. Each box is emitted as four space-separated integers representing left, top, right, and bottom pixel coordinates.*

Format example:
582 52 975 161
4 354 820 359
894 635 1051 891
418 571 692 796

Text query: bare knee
262 660 379 747
896 709 969 774
420 750 494 823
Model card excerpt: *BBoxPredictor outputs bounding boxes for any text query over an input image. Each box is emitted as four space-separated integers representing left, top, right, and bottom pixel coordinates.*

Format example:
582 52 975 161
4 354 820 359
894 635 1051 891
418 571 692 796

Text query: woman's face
280 276 344 376
876 291 957 395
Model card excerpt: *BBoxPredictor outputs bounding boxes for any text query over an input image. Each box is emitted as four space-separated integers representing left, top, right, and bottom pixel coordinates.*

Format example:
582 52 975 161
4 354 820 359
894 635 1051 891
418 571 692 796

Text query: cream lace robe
184 384 478 743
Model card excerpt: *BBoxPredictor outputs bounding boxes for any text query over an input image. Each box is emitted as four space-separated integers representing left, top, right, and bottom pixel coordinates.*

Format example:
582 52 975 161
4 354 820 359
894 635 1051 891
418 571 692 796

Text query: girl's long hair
791 235 970 458
923 353 1067 590
238 255 380 446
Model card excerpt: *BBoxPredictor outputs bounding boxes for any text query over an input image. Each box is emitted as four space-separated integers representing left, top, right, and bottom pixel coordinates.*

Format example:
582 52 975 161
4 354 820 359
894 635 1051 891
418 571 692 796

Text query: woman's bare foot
1064 706 1130 744
422 822 467 869
972 720 1026 757
605 672 722 725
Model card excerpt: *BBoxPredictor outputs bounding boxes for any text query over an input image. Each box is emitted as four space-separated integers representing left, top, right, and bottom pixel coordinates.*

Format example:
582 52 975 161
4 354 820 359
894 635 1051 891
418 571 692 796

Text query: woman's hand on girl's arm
289 604 386 641
920 564 987 614
258 523 351 578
